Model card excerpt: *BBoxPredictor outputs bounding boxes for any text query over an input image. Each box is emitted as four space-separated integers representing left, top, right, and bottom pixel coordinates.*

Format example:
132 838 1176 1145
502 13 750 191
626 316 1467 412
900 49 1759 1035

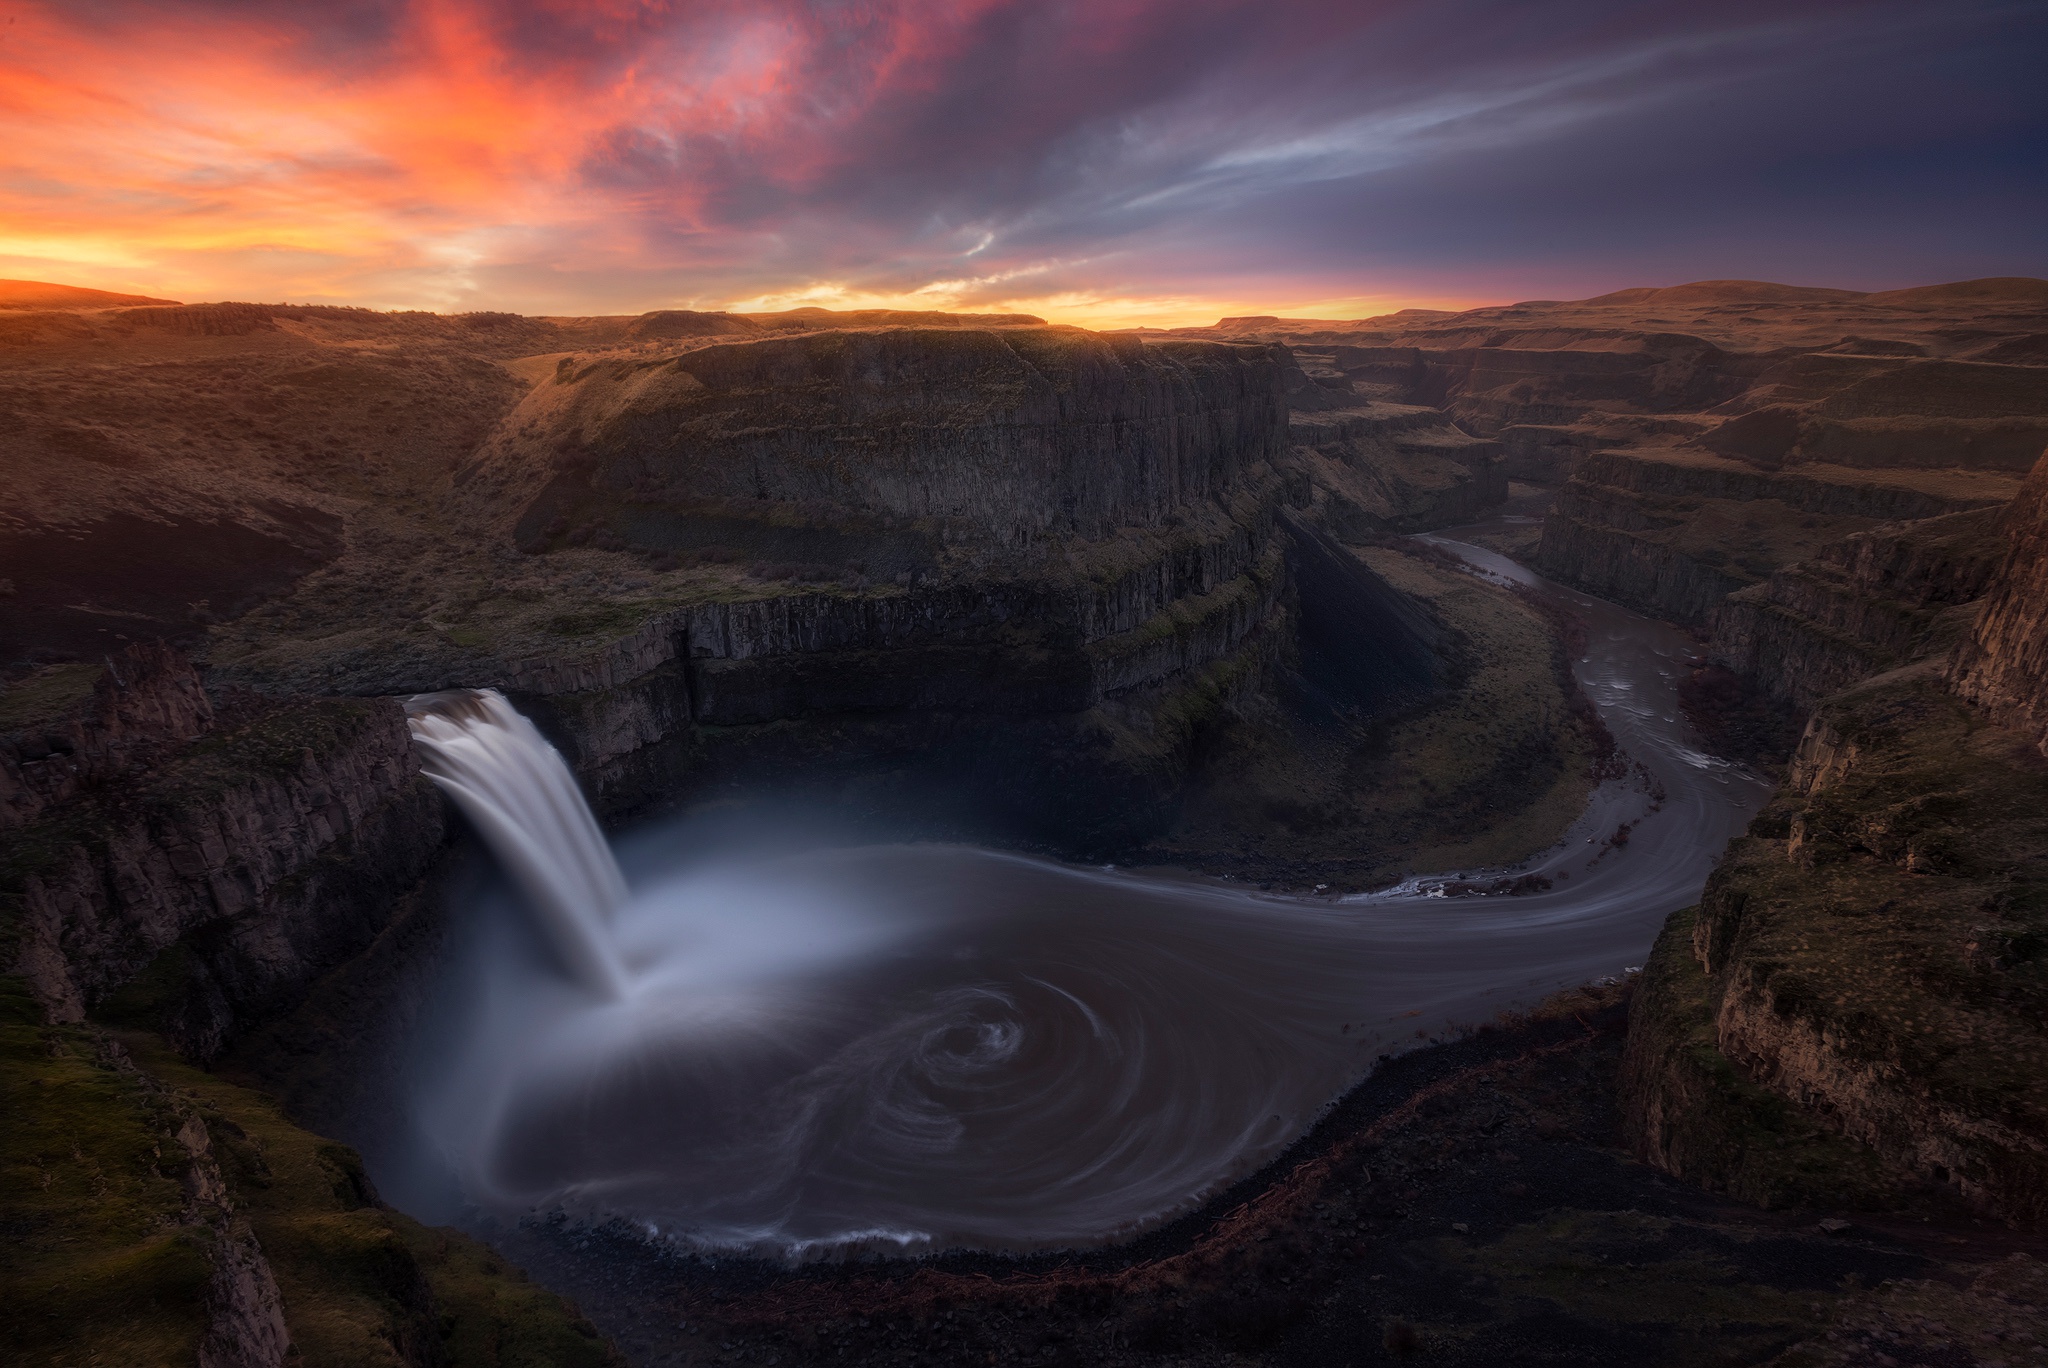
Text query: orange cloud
13 1 1992 323
0 2 1028 307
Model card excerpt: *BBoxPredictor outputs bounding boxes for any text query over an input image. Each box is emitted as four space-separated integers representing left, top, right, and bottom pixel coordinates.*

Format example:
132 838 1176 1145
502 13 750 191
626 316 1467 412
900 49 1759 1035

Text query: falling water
403 689 629 999
380 549 1770 1258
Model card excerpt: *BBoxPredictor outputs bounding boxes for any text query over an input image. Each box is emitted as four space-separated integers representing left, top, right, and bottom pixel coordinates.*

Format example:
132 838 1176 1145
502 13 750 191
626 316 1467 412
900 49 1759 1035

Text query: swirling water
387 540 1771 1259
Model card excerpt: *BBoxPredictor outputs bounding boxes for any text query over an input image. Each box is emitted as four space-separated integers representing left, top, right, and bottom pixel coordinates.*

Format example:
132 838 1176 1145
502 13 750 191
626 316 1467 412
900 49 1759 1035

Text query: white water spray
403 689 630 999
376 577 1770 1256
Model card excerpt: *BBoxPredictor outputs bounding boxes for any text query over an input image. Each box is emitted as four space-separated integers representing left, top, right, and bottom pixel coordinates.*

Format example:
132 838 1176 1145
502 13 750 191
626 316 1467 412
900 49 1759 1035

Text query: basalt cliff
1181 283 2048 1233
1178 278 2048 711
7 279 2047 1368
1 295 1558 1367
1617 446 2048 1225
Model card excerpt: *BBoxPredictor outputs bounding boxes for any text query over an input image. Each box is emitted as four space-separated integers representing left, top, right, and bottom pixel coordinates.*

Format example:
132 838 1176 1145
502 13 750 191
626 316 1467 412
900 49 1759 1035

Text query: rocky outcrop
1950 448 2048 753
1702 360 2048 473
516 559 1297 841
1622 671 2048 1221
461 327 1288 548
1557 449 2003 521
3 659 444 1056
1710 507 2005 709
1 989 623 1367
348 328 1374 842
172 1100 292 1368
1306 331 1750 431
1496 423 1596 482
1285 403 1505 535
1 641 216 830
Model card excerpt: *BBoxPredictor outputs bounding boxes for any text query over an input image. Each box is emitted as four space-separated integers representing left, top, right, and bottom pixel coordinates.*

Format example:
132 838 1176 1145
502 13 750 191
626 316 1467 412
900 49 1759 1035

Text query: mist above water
391 542 1769 1259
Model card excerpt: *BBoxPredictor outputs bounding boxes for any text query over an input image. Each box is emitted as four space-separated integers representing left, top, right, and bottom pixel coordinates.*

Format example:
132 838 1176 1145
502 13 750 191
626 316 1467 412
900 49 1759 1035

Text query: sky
0 0 2043 327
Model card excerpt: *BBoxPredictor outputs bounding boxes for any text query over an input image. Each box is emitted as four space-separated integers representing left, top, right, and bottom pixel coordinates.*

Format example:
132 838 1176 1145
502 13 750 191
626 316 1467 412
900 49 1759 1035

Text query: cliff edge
1950 449 2048 752
1619 449 2048 1224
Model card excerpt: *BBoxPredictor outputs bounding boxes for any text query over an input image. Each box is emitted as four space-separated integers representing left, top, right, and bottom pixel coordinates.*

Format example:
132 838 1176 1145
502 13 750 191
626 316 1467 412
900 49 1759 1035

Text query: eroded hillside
1174 277 2048 712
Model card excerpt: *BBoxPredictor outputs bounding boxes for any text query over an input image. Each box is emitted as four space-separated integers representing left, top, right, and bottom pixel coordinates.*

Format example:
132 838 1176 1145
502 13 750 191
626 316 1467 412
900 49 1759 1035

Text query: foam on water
385 542 1772 1259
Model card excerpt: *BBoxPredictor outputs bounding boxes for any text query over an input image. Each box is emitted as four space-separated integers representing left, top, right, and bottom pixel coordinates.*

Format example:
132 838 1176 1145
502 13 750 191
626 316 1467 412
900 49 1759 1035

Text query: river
372 532 1771 1260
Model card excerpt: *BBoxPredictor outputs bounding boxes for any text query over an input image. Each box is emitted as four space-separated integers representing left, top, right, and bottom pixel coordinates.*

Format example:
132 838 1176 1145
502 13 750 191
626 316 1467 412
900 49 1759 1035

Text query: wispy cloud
0 0 2038 324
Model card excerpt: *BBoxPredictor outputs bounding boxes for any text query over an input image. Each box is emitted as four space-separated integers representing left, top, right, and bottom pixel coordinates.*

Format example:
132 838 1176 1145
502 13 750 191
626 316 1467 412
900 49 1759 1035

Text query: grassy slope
1624 671 2048 1216
0 977 623 1368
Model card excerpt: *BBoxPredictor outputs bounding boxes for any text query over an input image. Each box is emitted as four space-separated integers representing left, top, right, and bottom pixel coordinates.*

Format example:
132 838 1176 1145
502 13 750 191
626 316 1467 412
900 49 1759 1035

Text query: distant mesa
622 310 764 341
1572 277 2048 309
1580 280 1867 306
1180 309 1458 336
619 306 1048 340
0 278 180 310
1866 277 2048 306
746 307 1049 330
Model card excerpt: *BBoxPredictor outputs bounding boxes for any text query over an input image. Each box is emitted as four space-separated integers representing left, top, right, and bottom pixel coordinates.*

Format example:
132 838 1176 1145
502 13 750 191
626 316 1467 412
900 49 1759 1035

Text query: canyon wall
1284 402 1505 535
3 982 622 1367
1 644 444 1057
1536 451 2010 628
420 327 1404 843
462 327 1288 548
1181 284 2048 717
1 642 215 830
1950 449 2048 752
0 322 1437 1048
1620 670 2048 1220
1707 506 2006 711
1619 468 2048 1219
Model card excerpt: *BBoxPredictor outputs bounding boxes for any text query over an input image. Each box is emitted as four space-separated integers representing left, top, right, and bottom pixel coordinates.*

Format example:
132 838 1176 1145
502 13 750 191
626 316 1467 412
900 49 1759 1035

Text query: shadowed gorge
5 273 2046 1368
9 3 2048 1359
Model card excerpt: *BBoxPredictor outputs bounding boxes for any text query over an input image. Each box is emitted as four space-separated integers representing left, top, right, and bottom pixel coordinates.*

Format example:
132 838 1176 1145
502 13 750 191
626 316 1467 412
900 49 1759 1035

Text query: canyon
4 277 2047 1367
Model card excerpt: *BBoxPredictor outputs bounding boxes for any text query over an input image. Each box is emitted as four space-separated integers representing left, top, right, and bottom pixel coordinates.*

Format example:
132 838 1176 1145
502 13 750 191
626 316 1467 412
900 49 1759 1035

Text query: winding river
377 534 1771 1260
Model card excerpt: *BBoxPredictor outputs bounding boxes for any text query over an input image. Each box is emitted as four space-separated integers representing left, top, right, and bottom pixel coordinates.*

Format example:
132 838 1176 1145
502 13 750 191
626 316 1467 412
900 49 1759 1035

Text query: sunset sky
2 0 2043 327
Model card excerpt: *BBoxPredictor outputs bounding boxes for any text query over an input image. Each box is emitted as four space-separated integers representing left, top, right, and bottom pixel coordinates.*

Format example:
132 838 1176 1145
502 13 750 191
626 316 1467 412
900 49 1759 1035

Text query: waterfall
402 689 630 999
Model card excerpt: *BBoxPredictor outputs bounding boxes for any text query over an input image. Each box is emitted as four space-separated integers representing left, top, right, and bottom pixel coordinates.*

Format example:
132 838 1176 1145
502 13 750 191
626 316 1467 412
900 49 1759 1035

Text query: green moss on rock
1 976 624 1367
1622 672 2048 1221
1619 909 1903 1211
